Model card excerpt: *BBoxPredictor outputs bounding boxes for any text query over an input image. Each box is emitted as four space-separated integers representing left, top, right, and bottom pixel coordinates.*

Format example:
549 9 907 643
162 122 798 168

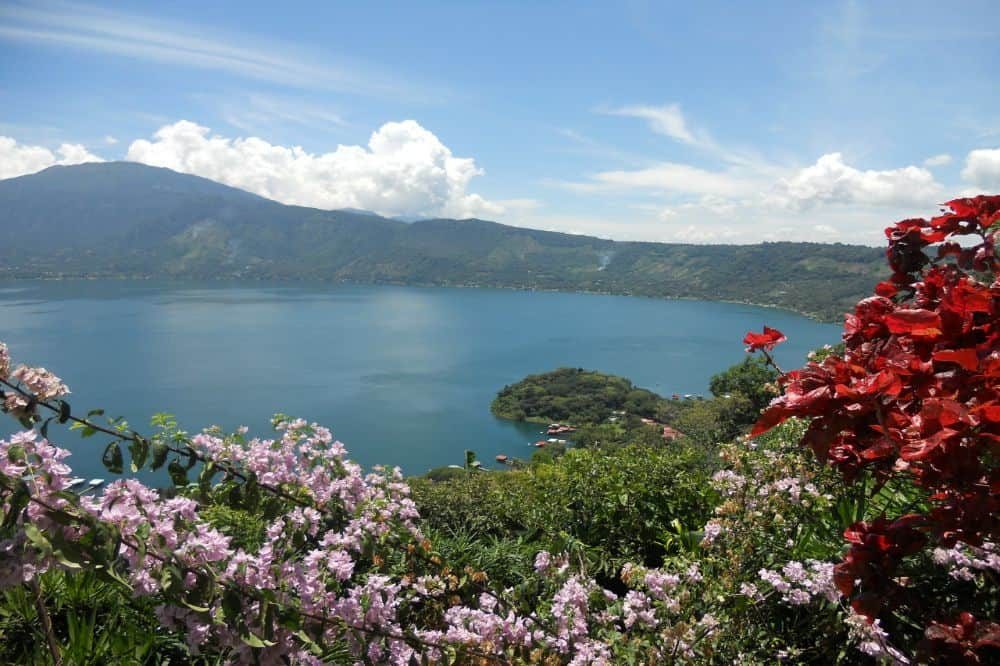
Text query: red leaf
933 349 979 372
885 309 942 338
874 281 899 297
976 403 1000 423
900 428 958 461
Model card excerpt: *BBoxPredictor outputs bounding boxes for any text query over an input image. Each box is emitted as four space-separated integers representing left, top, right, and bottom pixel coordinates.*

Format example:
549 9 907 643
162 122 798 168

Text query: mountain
0 162 885 320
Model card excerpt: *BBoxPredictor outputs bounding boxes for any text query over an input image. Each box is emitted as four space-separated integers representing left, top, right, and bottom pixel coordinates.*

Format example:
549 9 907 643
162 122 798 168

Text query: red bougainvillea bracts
747 195 1000 662
743 326 787 353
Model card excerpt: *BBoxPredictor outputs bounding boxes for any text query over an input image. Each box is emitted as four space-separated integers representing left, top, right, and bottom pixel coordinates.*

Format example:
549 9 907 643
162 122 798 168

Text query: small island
490 359 780 453
490 367 673 424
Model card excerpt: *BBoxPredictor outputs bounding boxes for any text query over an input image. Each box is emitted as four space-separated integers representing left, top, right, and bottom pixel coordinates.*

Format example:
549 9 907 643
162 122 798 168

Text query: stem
30 577 62 666
760 350 784 375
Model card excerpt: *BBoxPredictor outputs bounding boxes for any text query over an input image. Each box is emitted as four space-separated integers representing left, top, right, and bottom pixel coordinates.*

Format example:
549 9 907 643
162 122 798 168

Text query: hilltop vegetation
491 367 670 423
491 358 778 433
0 162 884 321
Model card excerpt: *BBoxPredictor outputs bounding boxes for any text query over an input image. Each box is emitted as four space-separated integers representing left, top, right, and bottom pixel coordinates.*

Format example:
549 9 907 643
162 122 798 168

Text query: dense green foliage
491 367 670 423
0 571 205 664
411 441 716 582
0 163 883 320
707 356 778 423
491 359 780 453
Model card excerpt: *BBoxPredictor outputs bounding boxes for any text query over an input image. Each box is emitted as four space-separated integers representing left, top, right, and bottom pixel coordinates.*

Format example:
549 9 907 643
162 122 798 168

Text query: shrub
748 195 1000 662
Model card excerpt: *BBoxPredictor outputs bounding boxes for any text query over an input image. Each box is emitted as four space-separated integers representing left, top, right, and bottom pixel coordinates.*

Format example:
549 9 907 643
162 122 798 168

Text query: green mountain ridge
0 162 885 321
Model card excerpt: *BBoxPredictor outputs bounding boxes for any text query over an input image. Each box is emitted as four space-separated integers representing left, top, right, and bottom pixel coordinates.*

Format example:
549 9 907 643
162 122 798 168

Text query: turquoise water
0 281 842 480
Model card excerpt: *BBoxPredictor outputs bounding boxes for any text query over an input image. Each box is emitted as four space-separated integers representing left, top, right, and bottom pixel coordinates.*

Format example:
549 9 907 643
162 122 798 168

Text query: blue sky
1 0 999 244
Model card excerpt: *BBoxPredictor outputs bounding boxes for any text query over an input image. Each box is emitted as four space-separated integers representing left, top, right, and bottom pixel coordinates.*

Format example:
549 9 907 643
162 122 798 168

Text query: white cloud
0 136 103 179
104 135 118 145
126 120 502 219
0 2 431 101
960 148 1000 190
766 153 941 210
545 149 958 245
602 103 779 172
608 104 698 145
923 153 951 167
670 224 742 243
569 162 765 198
217 93 347 134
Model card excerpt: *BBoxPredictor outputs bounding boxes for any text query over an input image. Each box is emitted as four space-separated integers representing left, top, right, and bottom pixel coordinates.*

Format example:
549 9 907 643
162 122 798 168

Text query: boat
495 454 508 463
87 478 105 487
66 477 86 488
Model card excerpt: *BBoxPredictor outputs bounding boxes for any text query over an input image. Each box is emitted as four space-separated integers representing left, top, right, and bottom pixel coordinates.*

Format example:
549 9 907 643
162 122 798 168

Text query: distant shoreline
0 274 843 323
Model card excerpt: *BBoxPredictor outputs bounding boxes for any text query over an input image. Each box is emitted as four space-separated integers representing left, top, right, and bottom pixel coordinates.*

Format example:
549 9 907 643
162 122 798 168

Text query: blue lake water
0 281 842 481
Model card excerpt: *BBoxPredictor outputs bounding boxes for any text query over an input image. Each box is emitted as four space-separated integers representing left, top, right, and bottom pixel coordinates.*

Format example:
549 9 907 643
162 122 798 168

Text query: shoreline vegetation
0 274 849 322
441 360 780 471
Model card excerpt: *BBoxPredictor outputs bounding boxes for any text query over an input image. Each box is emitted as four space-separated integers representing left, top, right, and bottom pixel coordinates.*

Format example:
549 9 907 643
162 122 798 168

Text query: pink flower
0 342 10 379
11 365 70 400
534 550 552 572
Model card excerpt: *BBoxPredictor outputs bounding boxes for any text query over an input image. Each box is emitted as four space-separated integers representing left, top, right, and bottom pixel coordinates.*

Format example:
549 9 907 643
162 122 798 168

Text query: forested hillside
0 162 884 320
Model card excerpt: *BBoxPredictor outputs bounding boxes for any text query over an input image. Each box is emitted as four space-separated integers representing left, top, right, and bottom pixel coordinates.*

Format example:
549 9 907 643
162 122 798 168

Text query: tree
708 356 778 426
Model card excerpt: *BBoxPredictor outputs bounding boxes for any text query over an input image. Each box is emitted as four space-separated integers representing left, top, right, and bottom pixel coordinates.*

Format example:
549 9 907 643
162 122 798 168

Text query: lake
0 281 842 481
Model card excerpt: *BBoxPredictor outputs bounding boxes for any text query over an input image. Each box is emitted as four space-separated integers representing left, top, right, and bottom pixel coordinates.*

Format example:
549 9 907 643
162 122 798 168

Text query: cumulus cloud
923 153 951 167
126 120 502 218
104 135 119 145
960 148 1000 190
547 150 956 245
766 153 941 210
0 136 103 180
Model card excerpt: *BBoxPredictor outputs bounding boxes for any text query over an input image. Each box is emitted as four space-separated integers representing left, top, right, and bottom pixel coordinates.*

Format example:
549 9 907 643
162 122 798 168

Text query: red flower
742 326 786 352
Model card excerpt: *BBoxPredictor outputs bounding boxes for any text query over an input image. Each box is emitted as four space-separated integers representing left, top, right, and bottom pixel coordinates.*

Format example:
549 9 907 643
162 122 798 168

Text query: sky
1 0 999 245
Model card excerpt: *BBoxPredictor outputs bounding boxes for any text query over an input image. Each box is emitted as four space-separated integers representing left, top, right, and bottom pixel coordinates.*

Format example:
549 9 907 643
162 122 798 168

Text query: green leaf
102 442 123 474
181 599 211 613
277 607 302 631
168 458 188 486
2 481 30 529
243 478 261 509
44 509 78 526
52 548 83 570
241 632 276 649
129 435 149 473
222 588 243 622
198 461 217 495
23 523 52 555
150 440 169 471
294 629 322 655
